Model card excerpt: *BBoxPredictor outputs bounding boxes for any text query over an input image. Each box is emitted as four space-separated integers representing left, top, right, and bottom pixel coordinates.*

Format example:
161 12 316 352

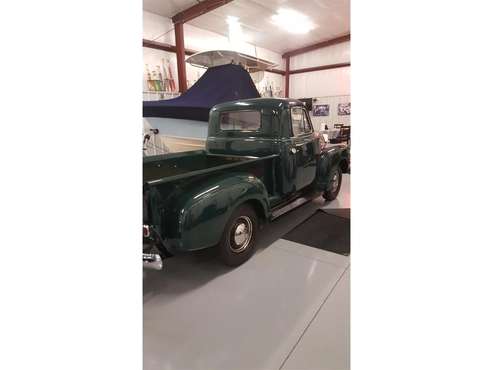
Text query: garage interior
142 1 350 369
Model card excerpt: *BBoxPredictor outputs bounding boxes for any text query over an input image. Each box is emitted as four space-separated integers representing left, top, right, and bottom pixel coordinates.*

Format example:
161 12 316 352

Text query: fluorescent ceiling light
226 16 251 45
271 8 316 34
226 15 239 26
227 16 242 37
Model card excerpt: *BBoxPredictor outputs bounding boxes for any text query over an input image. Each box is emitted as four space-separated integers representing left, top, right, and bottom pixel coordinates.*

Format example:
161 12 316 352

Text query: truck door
289 106 317 190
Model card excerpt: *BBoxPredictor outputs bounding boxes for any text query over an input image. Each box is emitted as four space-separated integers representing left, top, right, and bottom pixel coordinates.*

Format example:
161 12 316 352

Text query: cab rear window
219 110 261 131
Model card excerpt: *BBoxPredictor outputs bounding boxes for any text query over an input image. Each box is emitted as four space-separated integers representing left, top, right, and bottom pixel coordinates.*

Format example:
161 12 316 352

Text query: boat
143 50 276 155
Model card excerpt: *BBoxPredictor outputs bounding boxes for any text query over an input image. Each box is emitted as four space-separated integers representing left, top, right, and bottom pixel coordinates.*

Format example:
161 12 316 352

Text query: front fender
315 146 348 191
165 173 269 252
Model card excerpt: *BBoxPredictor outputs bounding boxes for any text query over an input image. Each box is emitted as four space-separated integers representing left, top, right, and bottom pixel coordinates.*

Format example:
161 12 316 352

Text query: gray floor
144 174 350 370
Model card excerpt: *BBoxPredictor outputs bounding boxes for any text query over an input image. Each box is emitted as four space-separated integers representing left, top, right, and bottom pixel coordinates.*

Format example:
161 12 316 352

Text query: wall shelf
143 91 180 101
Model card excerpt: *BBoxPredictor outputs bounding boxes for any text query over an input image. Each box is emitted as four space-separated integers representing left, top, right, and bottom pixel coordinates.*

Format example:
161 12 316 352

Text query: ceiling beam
289 62 350 75
282 34 350 59
143 39 196 56
172 0 234 24
266 68 285 76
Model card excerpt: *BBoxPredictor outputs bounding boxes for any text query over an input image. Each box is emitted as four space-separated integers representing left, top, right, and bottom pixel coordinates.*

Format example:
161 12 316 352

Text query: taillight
143 225 151 238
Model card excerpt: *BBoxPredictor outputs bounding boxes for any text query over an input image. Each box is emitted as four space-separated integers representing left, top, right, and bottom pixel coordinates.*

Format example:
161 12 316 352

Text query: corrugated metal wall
309 95 351 130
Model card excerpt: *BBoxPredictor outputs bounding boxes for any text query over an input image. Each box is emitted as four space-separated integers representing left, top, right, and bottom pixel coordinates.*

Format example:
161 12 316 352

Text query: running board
271 196 312 220
270 189 321 220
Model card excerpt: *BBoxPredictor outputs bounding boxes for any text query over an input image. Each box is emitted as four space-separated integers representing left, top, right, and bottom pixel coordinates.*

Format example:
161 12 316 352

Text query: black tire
218 204 258 266
323 165 342 202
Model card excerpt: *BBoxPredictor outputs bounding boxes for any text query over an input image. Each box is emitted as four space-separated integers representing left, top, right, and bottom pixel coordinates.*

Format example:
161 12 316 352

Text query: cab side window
291 107 305 136
303 109 313 133
291 107 313 136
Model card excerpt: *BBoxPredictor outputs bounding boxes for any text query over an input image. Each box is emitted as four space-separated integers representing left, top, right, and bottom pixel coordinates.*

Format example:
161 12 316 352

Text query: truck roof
211 97 304 112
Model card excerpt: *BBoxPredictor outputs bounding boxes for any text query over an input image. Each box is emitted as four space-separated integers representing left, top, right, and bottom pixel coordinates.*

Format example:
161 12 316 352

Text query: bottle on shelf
166 59 176 92
145 64 155 91
157 65 165 91
161 58 169 91
152 69 162 91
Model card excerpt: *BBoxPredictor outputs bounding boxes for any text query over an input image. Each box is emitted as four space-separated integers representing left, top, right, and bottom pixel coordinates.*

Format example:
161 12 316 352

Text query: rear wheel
323 166 342 201
218 204 258 266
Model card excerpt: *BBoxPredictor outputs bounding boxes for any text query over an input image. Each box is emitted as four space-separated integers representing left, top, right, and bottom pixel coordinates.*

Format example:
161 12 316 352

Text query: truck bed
143 150 277 185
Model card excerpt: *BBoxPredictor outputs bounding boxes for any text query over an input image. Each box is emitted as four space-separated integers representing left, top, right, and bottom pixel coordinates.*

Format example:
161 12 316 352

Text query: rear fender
143 184 165 238
165 173 269 252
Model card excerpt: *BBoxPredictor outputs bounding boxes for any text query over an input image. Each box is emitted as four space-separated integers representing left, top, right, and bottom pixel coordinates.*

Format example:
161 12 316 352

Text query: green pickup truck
143 98 349 269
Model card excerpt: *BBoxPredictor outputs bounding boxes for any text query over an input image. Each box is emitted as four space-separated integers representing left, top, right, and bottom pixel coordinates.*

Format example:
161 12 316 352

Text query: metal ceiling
143 0 350 53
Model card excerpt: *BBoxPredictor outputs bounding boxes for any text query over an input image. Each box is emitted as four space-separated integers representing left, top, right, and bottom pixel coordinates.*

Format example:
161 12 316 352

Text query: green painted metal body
143 98 349 253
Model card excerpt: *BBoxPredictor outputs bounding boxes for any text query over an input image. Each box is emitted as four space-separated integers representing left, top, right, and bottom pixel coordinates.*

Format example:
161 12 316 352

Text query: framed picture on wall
313 104 330 116
338 102 351 115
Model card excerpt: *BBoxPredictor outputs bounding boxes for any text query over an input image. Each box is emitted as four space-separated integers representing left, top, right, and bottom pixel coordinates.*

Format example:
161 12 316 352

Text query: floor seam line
277 264 350 370
273 242 349 268
319 210 351 220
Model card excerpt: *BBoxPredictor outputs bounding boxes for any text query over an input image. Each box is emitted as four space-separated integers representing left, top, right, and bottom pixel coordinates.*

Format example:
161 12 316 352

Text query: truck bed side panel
143 150 250 183
145 156 278 252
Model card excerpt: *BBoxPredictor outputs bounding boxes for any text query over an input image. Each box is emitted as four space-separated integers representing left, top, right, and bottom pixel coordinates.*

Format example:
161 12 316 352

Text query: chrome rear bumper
143 253 163 271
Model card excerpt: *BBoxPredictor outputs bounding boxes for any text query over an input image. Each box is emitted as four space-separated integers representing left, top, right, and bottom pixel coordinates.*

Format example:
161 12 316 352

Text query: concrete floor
143 174 350 370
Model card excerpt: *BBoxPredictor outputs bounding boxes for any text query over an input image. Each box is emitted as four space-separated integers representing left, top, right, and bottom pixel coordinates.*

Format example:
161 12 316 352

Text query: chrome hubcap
330 172 340 193
230 216 253 253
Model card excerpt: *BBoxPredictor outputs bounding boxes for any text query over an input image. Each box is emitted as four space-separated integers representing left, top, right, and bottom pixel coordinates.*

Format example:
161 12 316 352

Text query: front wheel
218 204 258 266
323 166 342 202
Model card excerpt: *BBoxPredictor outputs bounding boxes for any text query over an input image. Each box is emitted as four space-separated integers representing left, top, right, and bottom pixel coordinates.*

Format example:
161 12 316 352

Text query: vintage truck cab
143 98 349 269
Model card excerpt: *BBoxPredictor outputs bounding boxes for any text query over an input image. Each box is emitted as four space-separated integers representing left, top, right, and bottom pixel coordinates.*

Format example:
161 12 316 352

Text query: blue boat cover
143 64 260 121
